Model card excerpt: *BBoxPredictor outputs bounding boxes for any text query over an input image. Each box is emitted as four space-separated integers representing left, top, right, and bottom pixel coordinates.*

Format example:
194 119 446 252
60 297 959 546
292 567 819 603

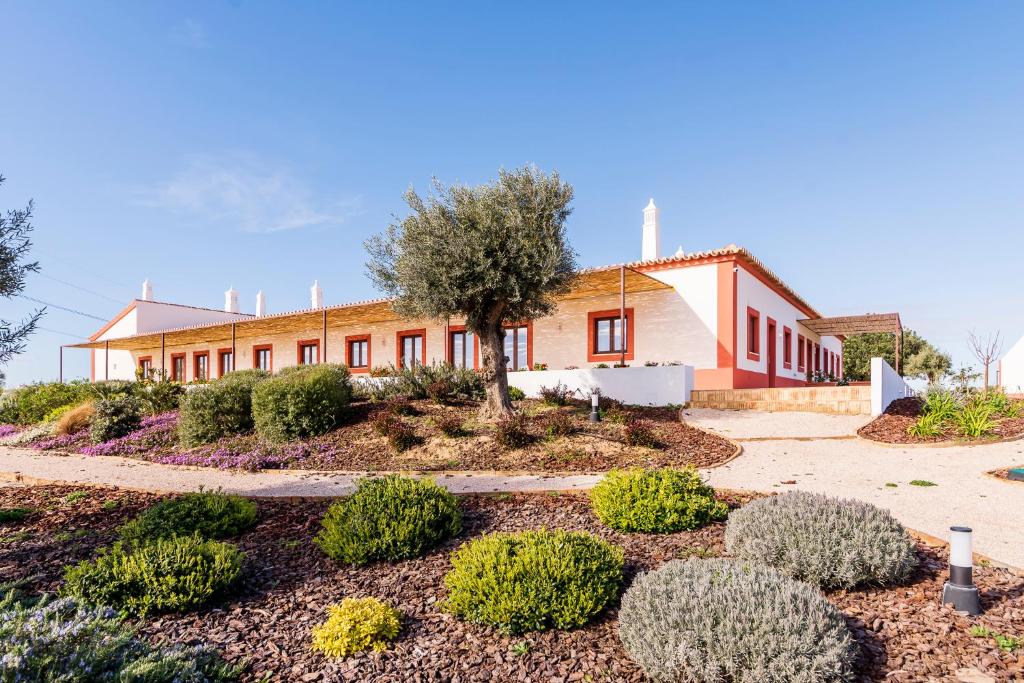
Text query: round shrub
311 597 401 658
119 491 258 545
725 491 917 589
444 529 623 634
591 467 728 533
178 369 268 447
90 395 143 444
251 364 352 442
618 559 857 683
315 476 461 565
62 535 244 617
0 380 92 425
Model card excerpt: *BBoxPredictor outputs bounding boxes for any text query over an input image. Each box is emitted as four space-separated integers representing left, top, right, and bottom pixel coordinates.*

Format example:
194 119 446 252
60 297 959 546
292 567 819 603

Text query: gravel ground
2 485 1022 682
683 407 871 439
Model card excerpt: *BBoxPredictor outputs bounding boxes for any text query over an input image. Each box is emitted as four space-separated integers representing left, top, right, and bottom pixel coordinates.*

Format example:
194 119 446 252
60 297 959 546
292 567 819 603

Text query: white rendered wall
134 301 251 333
871 356 916 416
1000 335 1024 395
641 264 719 370
506 365 694 406
93 308 139 381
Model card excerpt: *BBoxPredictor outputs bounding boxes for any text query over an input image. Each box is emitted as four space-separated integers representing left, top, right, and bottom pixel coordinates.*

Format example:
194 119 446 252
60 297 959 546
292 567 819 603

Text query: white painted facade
999 335 1024 395
507 364 695 406
871 356 916 416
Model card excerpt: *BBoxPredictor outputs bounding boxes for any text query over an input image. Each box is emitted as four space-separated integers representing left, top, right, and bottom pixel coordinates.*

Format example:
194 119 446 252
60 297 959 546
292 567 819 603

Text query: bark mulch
3 484 1023 682
858 398 1024 446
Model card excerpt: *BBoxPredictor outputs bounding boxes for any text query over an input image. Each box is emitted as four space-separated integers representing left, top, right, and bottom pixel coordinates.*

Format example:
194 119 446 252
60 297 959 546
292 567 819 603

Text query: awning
798 312 902 337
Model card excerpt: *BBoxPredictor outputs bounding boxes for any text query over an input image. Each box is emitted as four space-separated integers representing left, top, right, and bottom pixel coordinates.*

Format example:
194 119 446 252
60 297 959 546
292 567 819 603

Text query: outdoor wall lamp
589 390 601 422
941 526 982 615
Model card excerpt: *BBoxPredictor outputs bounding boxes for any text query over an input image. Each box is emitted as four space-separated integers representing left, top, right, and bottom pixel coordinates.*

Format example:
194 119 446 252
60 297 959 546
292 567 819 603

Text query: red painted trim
503 321 533 370
137 356 152 378
745 306 761 361
89 301 137 341
217 347 233 378
797 334 805 372
296 338 320 365
814 343 821 373
252 344 273 373
193 351 210 382
694 367 810 391
344 334 371 373
396 328 427 368
446 325 479 370
170 352 186 382
586 308 635 363
716 262 736 369
782 326 793 369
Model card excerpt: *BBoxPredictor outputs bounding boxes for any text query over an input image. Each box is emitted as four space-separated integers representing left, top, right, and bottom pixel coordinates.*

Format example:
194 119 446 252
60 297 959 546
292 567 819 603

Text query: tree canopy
842 328 950 383
366 166 577 418
1 174 43 382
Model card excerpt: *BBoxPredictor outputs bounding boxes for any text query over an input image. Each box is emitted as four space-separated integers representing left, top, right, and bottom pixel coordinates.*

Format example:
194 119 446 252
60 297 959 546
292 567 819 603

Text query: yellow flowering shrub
311 598 401 658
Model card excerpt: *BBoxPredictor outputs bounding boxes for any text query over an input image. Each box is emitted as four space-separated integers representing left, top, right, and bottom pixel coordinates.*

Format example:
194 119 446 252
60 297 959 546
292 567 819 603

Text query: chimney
255 290 266 317
141 279 153 301
224 286 239 313
642 198 660 261
310 280 323 309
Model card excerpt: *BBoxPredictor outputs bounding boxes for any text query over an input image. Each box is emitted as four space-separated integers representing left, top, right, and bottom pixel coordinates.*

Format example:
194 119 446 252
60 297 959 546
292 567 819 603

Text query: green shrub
90 395 143 444
62 535 244 616
315 476 461 565
508 385 526 401
922 388 959 422
493 413 531 449
311 597 401 657
0 592 238 682
0 381 92 425
618 559 857 683
178 370 268 447
119 492 258 545
725 491 917 589
433 412 466 437
444 529 623 634
590 468 728 533
625 418 658 448
371 414 419 451
134 379 185 416
907 412 944 438
251 364 352 442
955 401 996 438
543 409 577 439
0 507 31 524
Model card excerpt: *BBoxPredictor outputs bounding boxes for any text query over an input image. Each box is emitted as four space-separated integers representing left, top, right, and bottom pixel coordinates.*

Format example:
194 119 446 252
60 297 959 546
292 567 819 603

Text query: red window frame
170 352 186 382
396 328 427 368
587 308 634 362
782 326 793 369
447 325 478 370
746 306 761 361
297 338 320 365
814 343 821 373
253 344 273 373
345 334 371 373
137 355 153 377
193 351 210 382
217 347 233 378
503 321 533 371
797 334 805 372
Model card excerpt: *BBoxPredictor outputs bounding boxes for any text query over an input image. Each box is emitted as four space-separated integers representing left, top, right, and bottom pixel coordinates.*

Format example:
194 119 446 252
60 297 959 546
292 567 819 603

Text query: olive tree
366 166 577 419
1 174 43 383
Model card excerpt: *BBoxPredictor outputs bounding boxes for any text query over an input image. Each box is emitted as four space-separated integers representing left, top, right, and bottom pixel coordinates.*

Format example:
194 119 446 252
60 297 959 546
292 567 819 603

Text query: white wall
1000 335 1024 395
871 356 915 416
643 264 719 369
735 266 817 383
134 301 251 333
506 365 694 406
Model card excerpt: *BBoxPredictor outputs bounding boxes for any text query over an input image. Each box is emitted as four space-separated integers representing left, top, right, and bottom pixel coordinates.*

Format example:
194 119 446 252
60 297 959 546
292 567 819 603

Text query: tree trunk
983 363 990 392
477 319 514 421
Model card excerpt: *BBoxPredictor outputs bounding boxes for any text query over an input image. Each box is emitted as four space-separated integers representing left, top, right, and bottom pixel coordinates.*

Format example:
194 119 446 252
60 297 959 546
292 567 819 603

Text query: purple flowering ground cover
0 424 21 438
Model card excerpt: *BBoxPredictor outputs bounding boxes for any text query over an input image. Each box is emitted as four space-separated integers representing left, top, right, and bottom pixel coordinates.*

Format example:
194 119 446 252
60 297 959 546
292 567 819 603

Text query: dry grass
54 402 96 436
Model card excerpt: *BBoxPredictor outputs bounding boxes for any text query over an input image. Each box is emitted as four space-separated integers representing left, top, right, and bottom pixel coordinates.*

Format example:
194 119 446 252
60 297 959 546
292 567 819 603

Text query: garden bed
859 396 1024 445
17 399 737 472
989 466 1024 484
2 484 1022 682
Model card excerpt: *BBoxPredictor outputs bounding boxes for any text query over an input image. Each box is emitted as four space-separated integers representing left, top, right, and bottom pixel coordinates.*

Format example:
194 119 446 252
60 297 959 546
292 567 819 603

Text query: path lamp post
589 389 601 423
941 526 982 615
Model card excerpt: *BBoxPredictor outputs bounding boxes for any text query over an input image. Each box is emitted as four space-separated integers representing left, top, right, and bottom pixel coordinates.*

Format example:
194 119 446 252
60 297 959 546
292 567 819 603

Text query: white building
999 334 1024 396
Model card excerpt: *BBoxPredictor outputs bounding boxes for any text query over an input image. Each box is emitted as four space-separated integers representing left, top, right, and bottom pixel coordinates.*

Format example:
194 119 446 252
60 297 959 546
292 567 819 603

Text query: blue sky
3 1 1022 386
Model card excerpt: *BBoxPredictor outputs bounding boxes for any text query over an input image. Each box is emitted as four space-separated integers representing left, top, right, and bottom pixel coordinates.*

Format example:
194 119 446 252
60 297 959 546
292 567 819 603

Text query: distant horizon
3 1 1022 387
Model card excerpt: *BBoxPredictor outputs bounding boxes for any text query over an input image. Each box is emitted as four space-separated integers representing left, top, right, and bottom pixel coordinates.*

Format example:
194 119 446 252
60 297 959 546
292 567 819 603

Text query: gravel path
4 408 1022 567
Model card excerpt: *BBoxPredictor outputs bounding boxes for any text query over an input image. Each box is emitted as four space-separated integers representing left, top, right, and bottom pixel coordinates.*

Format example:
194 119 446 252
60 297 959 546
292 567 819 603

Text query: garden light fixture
941 526 982 615
589 390 601 422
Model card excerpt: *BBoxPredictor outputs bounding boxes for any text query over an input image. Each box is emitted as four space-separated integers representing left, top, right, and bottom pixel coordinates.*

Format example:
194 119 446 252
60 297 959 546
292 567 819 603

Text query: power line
16 294 108 322
36 325 89 339
34 272 125 304
40 253 135 290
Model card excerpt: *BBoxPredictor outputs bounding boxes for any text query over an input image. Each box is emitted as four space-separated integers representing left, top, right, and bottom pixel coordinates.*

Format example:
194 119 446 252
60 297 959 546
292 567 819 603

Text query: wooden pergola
61 266 669 380
798 312 904 373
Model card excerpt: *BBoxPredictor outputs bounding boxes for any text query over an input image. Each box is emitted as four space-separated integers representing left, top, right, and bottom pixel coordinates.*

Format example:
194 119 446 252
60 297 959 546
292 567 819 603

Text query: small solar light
941 526 982 615
589 390 601 422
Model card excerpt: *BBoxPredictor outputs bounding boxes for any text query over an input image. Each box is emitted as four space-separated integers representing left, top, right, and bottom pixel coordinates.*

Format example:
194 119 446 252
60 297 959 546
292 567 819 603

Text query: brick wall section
689 386 871 415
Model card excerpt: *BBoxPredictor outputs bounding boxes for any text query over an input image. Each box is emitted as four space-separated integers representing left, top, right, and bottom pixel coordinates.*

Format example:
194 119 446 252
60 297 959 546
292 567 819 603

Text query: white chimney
310 280 323 309
141 279 153 301
224 286 239 313
642 198 660 261
255 290 266 317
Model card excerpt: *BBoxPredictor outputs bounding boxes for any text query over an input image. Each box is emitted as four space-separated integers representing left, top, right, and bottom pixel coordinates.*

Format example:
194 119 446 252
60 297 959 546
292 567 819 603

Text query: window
297 339 320 365
137 356 152 378
782 327 793 369
193 352 209 382
345 334 370 372
218 349 233 377
171 353 186 382
397 329 425 368
814 343 821 373
587 309 633 362
503 324 530 371
797 334 806 372
253 344 273 372
746 307 761 360
449 328 475 369
806 339 813 376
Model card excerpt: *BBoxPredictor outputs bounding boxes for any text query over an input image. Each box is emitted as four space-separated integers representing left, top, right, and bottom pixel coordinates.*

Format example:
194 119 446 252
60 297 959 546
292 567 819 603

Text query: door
767 320 777 388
